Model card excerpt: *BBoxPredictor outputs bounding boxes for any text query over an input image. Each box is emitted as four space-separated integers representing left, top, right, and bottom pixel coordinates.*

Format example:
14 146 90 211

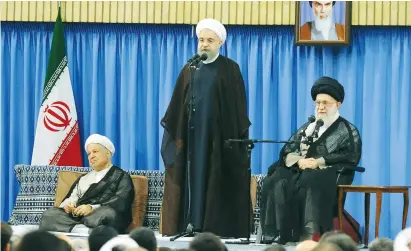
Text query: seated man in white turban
40 134 134 233
161 18 251 238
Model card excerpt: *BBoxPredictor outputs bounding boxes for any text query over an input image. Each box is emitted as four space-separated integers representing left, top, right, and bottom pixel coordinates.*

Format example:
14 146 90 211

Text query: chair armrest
336 166 365 174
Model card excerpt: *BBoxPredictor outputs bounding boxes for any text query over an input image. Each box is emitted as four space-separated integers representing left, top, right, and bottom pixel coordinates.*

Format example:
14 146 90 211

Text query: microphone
191 53 208 66
198 53 208 61
312 119 324 139
187 54 200 63
308 115 316 123
299 115 316 137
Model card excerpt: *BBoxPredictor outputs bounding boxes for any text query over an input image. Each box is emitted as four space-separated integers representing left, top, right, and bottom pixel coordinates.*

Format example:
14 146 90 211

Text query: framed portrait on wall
295 1 351 45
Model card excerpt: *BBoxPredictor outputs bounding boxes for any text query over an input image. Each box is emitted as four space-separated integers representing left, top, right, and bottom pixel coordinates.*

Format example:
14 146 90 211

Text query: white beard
314 13 333 40
315 105 339 127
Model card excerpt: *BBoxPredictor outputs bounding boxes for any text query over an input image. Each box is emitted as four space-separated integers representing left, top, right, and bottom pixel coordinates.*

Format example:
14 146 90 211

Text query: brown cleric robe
160 55 251 238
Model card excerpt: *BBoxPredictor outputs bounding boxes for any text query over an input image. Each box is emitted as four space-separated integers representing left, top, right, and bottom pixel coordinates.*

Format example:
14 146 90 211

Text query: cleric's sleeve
323 122 362 166
280 123 310 163
232 63 251 138
101 173 134 213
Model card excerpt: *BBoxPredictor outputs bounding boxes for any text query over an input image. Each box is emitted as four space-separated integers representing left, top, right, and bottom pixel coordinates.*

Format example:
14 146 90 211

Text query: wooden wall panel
407 1 411 25
1 1 410 26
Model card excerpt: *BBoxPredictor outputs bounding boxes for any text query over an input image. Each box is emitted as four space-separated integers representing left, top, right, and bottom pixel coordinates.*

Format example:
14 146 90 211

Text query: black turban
311 76 345 103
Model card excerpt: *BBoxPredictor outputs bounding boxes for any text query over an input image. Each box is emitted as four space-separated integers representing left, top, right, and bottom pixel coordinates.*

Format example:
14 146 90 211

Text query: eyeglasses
315 101 337 107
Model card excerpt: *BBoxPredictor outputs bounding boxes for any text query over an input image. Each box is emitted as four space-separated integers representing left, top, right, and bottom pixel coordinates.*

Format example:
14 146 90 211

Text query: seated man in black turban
259 77 362 244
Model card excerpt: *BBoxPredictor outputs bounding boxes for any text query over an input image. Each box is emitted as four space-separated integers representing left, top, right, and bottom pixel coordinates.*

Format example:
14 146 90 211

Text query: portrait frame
295 1 351 46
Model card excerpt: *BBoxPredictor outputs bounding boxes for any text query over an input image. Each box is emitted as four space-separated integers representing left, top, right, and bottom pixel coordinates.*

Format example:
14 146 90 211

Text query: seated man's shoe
275 235 288 245
261 235 276 244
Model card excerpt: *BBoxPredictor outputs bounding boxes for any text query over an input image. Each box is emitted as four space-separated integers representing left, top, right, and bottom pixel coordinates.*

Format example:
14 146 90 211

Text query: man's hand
73 205 93 216
63 201 76 214
298 158 318 169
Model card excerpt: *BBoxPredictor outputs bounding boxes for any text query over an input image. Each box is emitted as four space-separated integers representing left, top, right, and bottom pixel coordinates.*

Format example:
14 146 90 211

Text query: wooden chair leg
364 193 370 247
375 192 382 238
403 190 409 229
338 188 344 230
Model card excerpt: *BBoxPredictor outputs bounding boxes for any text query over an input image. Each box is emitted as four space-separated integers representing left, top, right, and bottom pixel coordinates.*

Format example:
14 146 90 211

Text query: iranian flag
31 8 82 166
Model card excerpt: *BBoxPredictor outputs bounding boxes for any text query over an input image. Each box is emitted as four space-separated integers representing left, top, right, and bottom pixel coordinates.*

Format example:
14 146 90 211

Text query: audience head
1 222 13 251
312 243 343 251
296 240 318 251
158 248 173 251
320 233 358 251
15 230 71 251
88 225 118 251
394 227 411 251
369 238 393 251
71 239 89 251
189 232 225 251
129 227 157 251
264 244 287 251
319 231 344 243
100 236 139 251
56 233 73 247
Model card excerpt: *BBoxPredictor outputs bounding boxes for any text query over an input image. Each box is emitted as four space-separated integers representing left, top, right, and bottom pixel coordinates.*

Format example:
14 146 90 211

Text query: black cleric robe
160 55 251 238
260 116 362 243
39 166 134 233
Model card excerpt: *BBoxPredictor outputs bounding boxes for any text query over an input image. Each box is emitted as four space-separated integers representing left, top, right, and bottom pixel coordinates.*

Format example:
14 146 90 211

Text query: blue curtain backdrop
1 22 410 239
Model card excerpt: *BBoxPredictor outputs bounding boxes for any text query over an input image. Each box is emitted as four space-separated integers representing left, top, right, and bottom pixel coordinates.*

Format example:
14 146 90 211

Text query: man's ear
218 39 223 47
336 102 342 109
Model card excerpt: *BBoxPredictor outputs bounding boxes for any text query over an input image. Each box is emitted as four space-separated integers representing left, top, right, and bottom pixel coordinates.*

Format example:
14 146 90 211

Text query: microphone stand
224 138 298 245
170 59 200 242
225 139 298 144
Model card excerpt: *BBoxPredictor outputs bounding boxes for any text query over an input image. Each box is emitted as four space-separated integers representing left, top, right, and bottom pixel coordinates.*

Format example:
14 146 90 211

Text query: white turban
84 134 115 155
394 227 411 251
196 18 227 43
99 236 139 251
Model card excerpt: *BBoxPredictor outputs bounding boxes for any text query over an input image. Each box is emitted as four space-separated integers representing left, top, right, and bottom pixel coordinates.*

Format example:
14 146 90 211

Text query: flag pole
31 0 83 166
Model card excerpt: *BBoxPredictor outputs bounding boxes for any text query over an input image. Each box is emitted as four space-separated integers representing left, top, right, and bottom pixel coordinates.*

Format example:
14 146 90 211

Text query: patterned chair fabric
8 165 266 234
8 165 89 225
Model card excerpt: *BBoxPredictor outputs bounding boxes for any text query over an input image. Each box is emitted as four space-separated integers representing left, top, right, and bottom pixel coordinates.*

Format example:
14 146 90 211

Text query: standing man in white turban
161 18 251 238
40 134 134 233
